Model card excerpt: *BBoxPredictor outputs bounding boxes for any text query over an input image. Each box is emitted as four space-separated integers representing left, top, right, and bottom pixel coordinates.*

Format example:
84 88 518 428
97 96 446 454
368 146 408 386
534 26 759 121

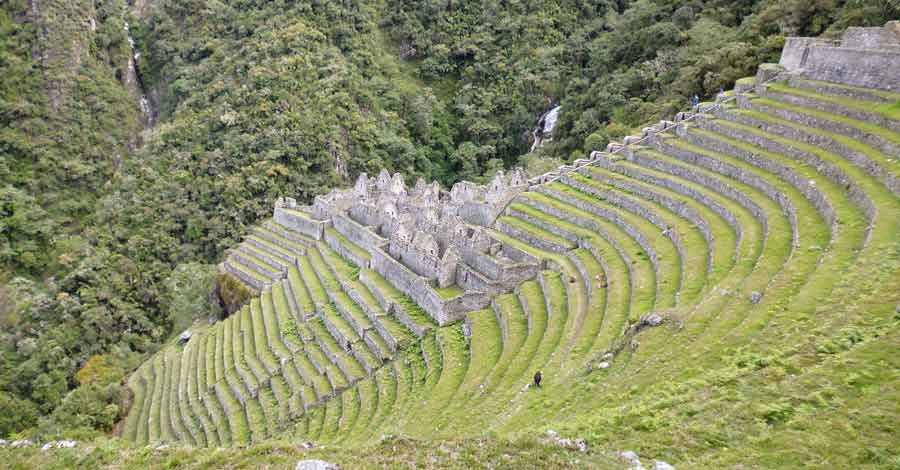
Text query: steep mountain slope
1 0 899 465
119 22 900 468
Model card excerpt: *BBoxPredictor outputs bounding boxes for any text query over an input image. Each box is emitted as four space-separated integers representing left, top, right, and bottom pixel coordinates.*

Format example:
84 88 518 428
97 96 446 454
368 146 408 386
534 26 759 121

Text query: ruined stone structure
225 167 538 325
779 21 900 91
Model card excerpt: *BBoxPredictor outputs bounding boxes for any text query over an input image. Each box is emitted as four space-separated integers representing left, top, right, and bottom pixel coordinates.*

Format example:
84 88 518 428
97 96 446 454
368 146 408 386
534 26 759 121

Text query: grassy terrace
317 241 394 342
767 81 900 121
615 152 767 337
485 229 587 375
535 184 683 309
518 189 657 318
751 94 900 147
585 165 738 289
733 107 900 182
498 208 575 249
325 227 371 263
793 77 900 102
362 268 436 330
225 257 271 285
312 243 373 332
567 171 711 305
659 131 830 349
432 283 464 299
247 235 297 261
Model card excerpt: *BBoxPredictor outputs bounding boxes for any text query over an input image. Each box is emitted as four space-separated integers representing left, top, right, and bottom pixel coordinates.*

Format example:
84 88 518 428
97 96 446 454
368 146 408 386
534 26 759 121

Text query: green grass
519 189 657 320
112 73 900 467
326 227 371 263
432 283 464 299
791 77 900 102
733 107 900 181
227 257 272 284
409 325 469 436
753 95 900 146
567 171 710 306
362 269 436 330
247 235 297 261
585 165 738 291
287 265 316 314
260 291 293 361
499 208 576 249
768 81 900 121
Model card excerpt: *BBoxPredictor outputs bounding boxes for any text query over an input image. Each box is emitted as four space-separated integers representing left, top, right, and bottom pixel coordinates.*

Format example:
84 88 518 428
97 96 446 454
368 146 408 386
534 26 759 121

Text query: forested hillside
1 0 897 444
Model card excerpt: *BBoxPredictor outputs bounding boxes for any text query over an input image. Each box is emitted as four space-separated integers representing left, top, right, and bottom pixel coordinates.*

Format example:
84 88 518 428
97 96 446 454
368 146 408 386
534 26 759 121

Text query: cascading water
531 105 560 152
123 20 154 127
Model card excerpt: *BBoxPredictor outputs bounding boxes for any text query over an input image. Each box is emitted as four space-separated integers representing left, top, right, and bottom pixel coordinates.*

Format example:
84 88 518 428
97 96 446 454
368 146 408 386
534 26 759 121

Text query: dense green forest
1 0 897 440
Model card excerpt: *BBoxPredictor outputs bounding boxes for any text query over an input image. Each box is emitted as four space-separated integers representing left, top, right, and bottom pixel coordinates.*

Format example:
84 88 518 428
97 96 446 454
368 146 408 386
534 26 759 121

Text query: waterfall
531 105 561 152
123 21 154 127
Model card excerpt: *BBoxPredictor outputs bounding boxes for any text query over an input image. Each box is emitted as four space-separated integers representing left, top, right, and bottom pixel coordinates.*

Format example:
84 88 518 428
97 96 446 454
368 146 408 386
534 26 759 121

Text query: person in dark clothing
533 371 542 388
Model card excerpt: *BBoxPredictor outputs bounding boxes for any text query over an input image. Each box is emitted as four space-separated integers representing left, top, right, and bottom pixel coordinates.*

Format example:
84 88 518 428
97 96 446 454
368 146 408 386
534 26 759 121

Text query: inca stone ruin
122 22 900 450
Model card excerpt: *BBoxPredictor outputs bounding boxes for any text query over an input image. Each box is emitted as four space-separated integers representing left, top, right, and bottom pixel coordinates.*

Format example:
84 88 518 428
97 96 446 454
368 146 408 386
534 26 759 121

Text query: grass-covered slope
111 68 900 469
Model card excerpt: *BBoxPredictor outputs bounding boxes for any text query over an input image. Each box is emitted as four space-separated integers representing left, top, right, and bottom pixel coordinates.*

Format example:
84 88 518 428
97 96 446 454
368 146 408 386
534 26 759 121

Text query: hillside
0 1 899 469
109 21 900 468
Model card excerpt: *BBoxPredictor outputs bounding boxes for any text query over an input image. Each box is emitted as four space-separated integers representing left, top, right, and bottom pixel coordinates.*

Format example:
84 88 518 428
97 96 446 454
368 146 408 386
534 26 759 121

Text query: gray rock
0 439 7 447
10 439 33 448
178 330 193 344
750 291 764 304
653 461 676 470
296 459 342 470
597 361 610 369
641 313 664 327
618 450 645 469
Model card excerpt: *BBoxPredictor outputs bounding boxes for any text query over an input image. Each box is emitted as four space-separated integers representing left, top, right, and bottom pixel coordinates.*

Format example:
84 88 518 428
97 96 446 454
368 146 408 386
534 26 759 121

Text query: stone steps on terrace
184 338 216 447
559 172 710 306
495 210 576 254
244 235 298 265
680 117 881 346
177 345 204 447
403 325 470 437
624 145 794 350
255 222 311 254
502 195 633 367
222 257 271 291
698 112 879 237
199 334 232 446
166 349 195 446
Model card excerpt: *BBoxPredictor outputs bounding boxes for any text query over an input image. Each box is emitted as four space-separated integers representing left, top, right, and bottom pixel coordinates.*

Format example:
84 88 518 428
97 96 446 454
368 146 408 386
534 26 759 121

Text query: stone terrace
122 22 900 449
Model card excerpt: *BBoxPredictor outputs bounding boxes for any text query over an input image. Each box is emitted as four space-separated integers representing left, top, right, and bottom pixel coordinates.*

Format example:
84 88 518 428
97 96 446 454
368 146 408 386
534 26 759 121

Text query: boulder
619 450 645 469
296 460 342 470
178 330 192 344
653 461 676 470
750 291 764 304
